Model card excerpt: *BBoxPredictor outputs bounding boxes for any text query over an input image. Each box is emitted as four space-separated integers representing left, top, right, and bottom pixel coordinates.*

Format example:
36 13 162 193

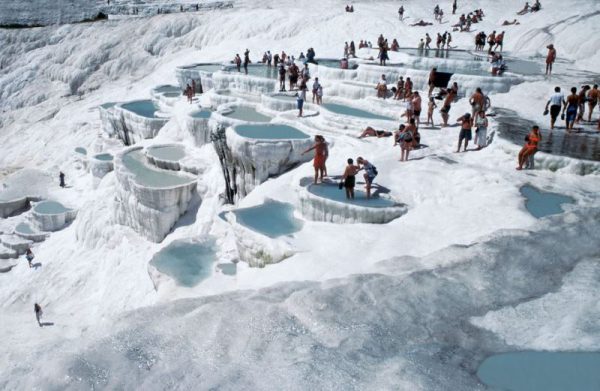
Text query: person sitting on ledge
359 126 393 138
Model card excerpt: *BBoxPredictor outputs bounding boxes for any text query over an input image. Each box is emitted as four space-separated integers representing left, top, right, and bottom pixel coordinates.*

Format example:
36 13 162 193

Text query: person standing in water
234 54 242 72
59 171 66 188
278 63 286 91
34 303 43 327
243 49 250 75
576 85 591 124
544 86 565 130
356 157 377 199
587 84 599 122
563 87 579 131
296 82 307 117
341 158 360 199
545 44 556 75
302 135 328 184
517 125 541 170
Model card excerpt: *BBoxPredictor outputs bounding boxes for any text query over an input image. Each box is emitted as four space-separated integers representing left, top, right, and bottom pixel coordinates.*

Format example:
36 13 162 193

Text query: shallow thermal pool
74 147 87 155
190 110 212 119
121 150 194 188
222 106 272 122
182 63 223 73
34 201 70 215
322 103 394 121
400 47 487 61
477 351 600 391
308 182 397 208
154 85 180 94
232 200 303 238
239 65 279 79
150 240 216 287
272 94 298 101
520 185 574 218
93 153 113 161
146 146 186 162
15 222 35 234
233 124 310 140
120 100 160 118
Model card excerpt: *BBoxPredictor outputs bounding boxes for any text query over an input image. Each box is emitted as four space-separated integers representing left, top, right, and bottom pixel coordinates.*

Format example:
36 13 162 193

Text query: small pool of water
234 124 310 140
233 200 303 238
308 182 397 208
150 240 216 287
120 100 160 118
222 106 272 122
239 65 279 79
495 108 600 162
147 145 186 162
323 103 393 121
15 222 35 234
93 153 113 161
477 351 600 391
272 94 297 101
153 85 180 94
400 47 486 61
520 185 574 218
505 58 541 75
183 63 223 73
121 150 194 188
34 201 71 215
190 110 212 119
217 263 237 275
315 59 359 70
100 102 117 110
163 92 181 98
75 147 87 155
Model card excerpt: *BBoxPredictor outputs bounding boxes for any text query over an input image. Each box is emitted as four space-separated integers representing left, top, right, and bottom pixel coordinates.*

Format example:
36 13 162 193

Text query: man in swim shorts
563 87 579 132
544 86 565 130
587 84 599 122
456 113 472 152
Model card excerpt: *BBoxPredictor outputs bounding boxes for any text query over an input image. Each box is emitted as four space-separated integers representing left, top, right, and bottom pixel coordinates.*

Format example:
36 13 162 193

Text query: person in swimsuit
34 303 43 327
428 67 437 96
426 96 437 126
356 157 377 199
26 248 34 268
394 76 405 100
302 135 328 184
376 74 388 99
517 125 541 170
563 87 579 131
587 84 599 122
359 127 393 138
341 158 360 199
243 49 250 75
400 120 416 161
456 113 472 152
469 87 485 120
576 85 591 123
412 91 422 127
440 84 458 127
545 44 556 75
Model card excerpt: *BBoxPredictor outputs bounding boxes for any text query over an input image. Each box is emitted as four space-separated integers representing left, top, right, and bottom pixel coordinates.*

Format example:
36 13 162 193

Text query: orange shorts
313 155 326 169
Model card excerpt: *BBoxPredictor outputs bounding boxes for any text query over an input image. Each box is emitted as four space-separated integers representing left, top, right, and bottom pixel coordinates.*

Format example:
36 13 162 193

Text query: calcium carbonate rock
89 153 114 180
101 100 170 145
212 67 278 95
113 146 198 242
222 123 313 198
31 200 77 232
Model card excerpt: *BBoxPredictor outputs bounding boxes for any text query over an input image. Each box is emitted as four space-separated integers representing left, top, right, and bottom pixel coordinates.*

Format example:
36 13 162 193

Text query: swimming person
302 135 328 184
341 158 360 199
563 87 579 131
359 127 393 138
474 110 488 150
356 157 377 199
456 113 472 152
544 86 565 130
517 125 541 170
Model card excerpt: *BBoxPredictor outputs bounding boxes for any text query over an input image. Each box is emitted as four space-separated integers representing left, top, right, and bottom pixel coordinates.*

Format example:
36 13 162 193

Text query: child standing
427 97 437 126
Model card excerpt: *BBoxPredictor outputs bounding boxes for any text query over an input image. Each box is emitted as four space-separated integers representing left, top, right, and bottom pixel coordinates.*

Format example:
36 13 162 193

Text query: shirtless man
494 31 505 52
576 85 591 123
469 87 485 120
487 31 496 53
456 113 473 152
545 44 556 75
563 87 579 132
441 84 458 127
425 33 432 49
428 67 437 96
587 84 599 122
412 92 423 127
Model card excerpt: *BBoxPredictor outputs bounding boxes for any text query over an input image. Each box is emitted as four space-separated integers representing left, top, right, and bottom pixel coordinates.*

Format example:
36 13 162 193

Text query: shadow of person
32 263 42 269
39 322 54 327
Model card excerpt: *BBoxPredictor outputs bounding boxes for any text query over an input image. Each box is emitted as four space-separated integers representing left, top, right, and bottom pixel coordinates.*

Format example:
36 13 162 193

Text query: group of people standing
544 85 600 131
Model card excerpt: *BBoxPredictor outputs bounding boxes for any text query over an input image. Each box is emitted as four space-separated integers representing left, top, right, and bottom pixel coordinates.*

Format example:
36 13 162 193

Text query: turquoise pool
323 103 393 121
520 185 574 218
233 200 303 238
146 146 186 162
150 240 216 287
121 100 160 118
34 201 71 215
222 106 272 122
121 150 193 188
234 124 310 140
308 182 397 208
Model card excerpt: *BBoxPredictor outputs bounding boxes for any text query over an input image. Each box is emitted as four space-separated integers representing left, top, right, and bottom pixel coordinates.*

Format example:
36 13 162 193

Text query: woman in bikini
517 125 541 170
